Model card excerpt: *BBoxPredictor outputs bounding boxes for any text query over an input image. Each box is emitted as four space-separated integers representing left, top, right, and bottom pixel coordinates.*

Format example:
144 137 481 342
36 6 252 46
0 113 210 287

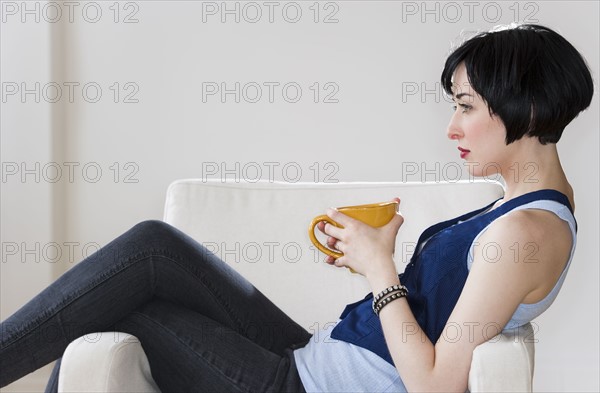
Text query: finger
384 212 405 233
327 208 357 228
393 211 405 227
323 221 344 240
392 197 401 213
316 221 328 234
318 220 342 236
333 256 347 268
326 236 337 248
318 220 339 232
326 255 339 265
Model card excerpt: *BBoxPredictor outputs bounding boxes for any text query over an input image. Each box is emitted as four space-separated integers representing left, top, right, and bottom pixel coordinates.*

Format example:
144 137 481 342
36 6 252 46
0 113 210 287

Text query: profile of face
446 63 518 178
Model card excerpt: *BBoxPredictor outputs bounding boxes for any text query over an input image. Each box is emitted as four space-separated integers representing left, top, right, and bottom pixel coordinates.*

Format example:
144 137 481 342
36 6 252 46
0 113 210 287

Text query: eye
452 103 472 113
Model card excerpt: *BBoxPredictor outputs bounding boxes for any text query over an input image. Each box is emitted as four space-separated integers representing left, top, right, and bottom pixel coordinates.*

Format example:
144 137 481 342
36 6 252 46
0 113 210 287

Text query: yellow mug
308 201 399 273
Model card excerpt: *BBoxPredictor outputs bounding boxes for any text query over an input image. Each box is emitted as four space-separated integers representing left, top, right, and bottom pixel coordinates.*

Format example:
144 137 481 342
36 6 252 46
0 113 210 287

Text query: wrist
372 284 408 316
367 259 400 294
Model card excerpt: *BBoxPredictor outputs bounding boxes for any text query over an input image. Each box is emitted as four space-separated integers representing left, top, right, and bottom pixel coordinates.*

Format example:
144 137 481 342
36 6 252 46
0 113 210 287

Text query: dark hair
441 24 594 145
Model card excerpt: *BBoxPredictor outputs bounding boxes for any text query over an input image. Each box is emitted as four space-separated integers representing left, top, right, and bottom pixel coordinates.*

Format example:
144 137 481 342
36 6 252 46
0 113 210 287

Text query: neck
494 138 573 206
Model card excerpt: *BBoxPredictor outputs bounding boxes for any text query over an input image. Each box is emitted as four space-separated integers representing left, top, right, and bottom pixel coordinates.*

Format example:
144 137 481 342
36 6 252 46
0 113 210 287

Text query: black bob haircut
441 24 594 145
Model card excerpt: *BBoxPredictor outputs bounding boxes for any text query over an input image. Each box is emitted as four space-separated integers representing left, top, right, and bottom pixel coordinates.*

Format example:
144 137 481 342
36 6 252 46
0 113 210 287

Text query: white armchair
58 179 535 392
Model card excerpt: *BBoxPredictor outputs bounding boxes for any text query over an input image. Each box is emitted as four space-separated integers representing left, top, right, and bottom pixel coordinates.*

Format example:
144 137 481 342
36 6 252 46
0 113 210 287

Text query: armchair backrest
162 179 504 330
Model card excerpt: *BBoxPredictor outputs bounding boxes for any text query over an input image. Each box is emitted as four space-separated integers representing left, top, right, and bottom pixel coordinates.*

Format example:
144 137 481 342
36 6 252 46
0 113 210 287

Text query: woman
298 23 593 392
0 24 593 392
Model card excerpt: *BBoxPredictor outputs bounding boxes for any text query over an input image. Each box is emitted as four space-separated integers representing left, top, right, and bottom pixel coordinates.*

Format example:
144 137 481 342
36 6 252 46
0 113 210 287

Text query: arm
323 207 571 391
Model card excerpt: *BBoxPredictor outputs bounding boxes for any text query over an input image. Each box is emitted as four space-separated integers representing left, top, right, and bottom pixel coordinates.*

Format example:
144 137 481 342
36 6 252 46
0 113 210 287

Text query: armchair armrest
58 332 160 393
468 322 535 392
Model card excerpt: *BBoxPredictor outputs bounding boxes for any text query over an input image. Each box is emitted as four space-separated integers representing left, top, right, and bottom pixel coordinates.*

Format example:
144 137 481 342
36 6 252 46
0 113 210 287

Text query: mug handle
308 215 357 273
308 215 343 258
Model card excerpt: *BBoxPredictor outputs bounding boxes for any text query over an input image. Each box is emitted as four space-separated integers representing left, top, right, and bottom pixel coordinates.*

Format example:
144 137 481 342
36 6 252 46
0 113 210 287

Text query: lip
458 147 470 159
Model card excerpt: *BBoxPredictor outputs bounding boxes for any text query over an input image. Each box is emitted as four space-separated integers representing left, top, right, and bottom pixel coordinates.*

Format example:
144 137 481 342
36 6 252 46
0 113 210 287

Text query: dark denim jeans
1 220 311 392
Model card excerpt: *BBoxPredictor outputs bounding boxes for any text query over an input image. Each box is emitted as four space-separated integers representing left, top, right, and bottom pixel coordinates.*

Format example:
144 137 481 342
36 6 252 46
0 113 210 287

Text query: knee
130 220 176 237
125 220 183 247
123 220 203 263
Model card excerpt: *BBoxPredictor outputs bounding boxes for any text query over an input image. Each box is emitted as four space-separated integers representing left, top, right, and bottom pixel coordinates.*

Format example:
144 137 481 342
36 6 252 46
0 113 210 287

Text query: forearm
368 260 436 391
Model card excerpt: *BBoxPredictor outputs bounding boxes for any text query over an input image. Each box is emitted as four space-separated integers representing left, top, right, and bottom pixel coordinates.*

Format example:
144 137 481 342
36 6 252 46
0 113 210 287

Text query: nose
446 112 463 141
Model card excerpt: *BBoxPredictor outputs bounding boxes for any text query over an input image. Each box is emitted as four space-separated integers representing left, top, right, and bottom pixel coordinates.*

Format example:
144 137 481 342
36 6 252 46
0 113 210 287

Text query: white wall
1 5 59 391
2 1 598 391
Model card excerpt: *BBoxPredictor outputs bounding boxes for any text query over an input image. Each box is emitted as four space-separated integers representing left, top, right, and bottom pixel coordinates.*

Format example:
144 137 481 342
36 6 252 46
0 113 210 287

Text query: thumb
390 211 405 231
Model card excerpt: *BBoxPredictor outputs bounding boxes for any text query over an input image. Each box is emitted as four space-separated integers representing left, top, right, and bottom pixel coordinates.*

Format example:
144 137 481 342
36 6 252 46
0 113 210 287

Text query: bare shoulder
478 208 573 303
494 208 571 239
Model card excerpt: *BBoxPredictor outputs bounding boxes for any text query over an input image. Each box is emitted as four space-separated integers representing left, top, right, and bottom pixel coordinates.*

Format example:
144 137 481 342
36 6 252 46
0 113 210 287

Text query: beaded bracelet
373 291 407 316
372 284 408 315
372 284 406 307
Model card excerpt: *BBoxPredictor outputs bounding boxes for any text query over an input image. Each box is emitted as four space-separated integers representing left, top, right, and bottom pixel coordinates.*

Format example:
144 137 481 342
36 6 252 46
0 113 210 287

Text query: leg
43 358 60 393
114 299 306 392
1 220 311 387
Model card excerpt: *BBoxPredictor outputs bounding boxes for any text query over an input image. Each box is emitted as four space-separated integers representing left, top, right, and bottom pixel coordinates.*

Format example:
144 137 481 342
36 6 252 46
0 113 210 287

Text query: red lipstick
458 147 470 159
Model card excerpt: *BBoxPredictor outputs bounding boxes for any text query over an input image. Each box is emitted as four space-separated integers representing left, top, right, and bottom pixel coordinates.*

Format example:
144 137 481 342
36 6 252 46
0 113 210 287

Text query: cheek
485 115 507 141
462 115 486 137
473 118 493 137
468 117 503 151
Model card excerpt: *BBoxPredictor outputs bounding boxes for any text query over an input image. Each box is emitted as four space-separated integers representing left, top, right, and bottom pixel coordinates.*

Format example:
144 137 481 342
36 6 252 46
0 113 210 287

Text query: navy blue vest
330 189 575 366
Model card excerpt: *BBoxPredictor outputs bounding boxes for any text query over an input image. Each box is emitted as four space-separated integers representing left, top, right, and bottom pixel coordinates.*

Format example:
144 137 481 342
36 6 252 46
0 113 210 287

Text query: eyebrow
455 93 474 99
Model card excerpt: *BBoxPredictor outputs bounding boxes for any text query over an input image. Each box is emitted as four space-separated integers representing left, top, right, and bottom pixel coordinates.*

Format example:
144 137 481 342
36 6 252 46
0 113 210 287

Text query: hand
317 197 404 277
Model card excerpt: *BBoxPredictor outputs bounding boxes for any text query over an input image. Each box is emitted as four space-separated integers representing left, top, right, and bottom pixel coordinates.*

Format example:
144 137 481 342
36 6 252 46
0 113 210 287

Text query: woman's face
446 63 512 178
